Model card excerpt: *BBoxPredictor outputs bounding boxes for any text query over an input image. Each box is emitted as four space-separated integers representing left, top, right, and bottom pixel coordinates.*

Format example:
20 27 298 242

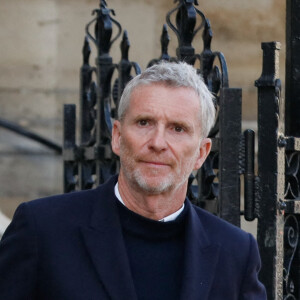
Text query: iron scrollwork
63 0 141 192
285 152 300 200
283 130 300 300
283 215 299 300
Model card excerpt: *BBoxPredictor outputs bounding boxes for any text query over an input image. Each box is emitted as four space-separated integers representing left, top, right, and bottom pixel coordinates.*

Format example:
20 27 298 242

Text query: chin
134 175 174 194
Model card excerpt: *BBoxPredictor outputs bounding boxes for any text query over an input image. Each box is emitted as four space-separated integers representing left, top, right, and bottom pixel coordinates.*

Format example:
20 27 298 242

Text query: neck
117 170 187 221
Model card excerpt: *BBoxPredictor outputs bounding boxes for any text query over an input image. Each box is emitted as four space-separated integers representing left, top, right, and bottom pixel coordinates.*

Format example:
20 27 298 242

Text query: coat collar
80 176 220 300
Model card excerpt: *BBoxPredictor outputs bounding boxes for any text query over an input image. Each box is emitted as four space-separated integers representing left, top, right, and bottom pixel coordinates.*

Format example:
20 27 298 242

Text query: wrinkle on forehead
122 83 202 122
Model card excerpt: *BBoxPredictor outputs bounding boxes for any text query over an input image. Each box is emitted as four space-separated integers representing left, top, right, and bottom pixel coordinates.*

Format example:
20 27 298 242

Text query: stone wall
0 0 286 230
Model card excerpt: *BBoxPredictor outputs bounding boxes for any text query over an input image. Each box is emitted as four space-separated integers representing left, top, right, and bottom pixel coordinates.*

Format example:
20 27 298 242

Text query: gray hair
118 61 215 138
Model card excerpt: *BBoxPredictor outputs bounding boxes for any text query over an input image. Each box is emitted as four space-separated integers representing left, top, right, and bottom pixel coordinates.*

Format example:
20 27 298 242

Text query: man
0 62 266 299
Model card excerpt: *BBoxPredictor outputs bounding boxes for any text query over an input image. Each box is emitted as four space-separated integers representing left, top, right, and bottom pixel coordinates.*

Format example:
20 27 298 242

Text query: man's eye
174 126 184 133
138 120 148 126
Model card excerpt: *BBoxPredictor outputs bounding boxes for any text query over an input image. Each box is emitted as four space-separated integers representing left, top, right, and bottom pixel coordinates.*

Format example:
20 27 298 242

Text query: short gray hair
118 61 215 138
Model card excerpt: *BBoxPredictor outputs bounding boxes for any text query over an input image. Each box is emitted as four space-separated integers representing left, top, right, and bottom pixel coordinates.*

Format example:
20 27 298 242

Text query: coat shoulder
23 176 118 227
191 204 254 250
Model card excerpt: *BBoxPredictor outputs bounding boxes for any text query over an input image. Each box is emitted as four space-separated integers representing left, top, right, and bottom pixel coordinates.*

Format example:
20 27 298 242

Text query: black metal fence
62 0 300 298
63 0 243 226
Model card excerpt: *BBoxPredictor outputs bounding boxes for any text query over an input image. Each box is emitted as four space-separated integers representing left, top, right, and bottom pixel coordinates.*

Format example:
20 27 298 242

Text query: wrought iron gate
63 0 300 298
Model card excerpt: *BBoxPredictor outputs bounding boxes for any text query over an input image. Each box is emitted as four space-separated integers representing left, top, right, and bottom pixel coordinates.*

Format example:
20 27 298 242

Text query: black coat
0 175 266 299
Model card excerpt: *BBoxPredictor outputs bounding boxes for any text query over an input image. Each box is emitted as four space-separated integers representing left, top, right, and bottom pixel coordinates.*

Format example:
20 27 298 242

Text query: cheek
119 135 138 158
178 142 199 158
123 130 148 152
181 145 201 166
121 134 133 150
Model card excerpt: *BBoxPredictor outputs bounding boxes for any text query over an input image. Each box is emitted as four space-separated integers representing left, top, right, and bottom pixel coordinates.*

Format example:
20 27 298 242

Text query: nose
148 126 168 152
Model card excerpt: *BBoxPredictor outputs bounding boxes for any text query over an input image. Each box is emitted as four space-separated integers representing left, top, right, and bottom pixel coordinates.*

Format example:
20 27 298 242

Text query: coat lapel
80 177 137 300
180 202 220 300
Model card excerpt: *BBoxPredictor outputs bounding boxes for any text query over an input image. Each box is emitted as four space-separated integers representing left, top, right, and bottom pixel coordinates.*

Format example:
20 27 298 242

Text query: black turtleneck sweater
116 200 188 300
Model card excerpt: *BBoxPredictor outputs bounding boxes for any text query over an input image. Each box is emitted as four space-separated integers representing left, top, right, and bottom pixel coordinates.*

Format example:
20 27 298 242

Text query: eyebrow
131 114 197 133
132 114 154 122
171 121 195 133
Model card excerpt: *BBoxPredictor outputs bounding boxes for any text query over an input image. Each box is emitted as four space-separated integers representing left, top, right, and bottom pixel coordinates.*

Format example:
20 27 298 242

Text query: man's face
112 83 211 195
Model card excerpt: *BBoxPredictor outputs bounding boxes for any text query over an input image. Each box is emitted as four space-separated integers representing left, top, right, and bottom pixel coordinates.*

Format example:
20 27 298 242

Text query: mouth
141 161 170 167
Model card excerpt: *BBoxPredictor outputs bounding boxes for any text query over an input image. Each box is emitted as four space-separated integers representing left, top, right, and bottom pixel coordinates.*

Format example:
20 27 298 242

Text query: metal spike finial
95 4 113 55
99 0 116 16
100 0 108 9
121 30 130 60
160 24 170 60
166 0 200 61
82 36 91 65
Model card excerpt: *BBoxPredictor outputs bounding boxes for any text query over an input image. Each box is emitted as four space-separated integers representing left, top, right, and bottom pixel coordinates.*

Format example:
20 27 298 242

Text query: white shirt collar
114 183 184 222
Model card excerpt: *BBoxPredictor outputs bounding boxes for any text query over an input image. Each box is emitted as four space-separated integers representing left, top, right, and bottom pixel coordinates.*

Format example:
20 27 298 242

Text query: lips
141 161 170 167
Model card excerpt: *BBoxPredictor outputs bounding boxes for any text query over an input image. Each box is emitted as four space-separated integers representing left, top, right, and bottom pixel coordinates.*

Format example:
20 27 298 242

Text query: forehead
127 83 201 117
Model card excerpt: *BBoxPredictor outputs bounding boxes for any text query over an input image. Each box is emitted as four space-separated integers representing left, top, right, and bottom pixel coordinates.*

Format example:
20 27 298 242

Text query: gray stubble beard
119 143 200 196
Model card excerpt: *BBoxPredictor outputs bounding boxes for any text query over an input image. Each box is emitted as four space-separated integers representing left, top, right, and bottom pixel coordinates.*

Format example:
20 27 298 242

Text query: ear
111 120 122 157
193 138 212 170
